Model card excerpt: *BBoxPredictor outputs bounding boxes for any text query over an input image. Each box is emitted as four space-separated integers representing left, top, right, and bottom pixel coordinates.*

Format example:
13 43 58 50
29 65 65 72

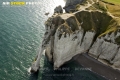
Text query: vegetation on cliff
103 0 120 5
74 0 120 44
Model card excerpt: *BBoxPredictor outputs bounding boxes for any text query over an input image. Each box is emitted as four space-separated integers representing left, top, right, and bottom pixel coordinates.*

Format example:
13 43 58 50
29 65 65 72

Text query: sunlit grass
103 0 120 5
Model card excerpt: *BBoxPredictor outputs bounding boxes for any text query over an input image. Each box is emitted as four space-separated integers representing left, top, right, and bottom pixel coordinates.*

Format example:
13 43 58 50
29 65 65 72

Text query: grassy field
103 0 120 5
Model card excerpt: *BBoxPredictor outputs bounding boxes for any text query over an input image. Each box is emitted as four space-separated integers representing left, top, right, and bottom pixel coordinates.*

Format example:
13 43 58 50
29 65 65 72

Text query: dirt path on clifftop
73 53 120 80
78 0 98 11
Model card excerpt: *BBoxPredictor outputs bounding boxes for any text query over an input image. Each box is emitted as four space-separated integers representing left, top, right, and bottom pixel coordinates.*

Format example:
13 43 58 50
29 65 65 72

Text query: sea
0 0 107 80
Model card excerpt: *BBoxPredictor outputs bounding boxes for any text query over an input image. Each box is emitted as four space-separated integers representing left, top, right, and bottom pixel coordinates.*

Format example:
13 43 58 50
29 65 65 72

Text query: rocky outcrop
41 0 120 72
54 5 63 13
63 0 84 12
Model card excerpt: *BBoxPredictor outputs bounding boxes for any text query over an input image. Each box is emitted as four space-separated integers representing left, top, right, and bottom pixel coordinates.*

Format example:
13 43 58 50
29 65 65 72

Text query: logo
2 1 41 6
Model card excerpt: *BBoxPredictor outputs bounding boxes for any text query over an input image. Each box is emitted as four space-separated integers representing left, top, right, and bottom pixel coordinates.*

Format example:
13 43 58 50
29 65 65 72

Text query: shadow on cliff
40 56 107 80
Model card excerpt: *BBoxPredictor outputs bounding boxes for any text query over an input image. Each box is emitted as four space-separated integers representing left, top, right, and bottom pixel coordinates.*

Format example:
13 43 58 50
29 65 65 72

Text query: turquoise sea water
0 0 107 80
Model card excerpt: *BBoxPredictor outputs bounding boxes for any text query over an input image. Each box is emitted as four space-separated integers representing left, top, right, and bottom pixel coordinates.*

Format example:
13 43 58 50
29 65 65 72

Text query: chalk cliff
41 0 120 71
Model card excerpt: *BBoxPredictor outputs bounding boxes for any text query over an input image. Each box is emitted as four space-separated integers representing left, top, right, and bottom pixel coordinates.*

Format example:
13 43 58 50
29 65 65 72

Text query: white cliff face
98 42 118 62
53 29 89 68
112 49 120 69
89 32 120 70
53 29 96 69
90 38 119 61
89 38 104 58
43 10 120 70
81 31 95 51
54 31 80 68
30 47 44 73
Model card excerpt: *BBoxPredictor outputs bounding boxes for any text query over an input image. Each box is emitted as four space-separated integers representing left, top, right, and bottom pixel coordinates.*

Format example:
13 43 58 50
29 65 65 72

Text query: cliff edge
41 0 120 73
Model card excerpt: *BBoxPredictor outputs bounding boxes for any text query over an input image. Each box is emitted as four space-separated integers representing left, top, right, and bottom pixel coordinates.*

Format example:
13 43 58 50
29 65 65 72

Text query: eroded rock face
112 49 120 68
89 32 120 70
42 0 120 70
44 13 85 69
53 30 81 68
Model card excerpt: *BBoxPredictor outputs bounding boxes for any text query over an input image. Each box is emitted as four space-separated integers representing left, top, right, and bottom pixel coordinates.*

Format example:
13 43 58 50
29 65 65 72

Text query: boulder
63 0 83 12
54 5 63 13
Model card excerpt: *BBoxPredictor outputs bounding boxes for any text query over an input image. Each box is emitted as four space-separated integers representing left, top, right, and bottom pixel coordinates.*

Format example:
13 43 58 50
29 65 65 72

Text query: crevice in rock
88 32 98 51
96 40 104 59
51 36 54 62
80 30 86 46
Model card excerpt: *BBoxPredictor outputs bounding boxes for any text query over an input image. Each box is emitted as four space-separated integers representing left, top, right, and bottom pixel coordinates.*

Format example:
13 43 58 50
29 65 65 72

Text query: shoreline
72 53 120 80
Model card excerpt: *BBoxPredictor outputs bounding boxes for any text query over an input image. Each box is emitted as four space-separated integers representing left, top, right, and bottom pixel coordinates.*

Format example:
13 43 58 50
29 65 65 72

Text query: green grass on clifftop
103 0 120 5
